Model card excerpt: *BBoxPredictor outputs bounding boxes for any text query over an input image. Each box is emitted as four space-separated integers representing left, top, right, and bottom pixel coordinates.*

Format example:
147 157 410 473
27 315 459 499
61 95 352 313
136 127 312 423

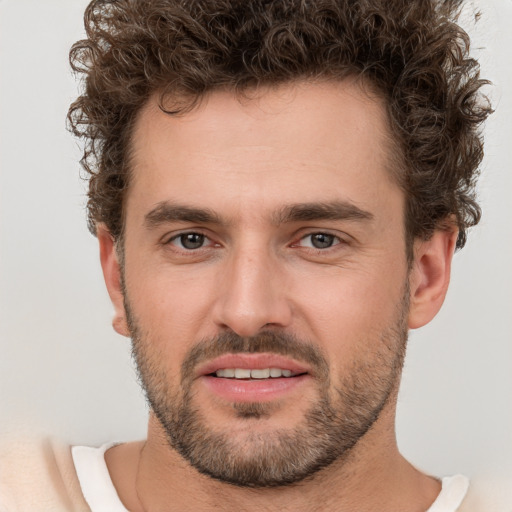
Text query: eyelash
164 231 346 253
166 231 215 251
294 232 343 250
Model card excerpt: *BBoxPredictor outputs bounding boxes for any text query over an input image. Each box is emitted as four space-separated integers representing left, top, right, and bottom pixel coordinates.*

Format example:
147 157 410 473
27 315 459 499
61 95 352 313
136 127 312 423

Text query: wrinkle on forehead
125 79 404 241
129 78 396 182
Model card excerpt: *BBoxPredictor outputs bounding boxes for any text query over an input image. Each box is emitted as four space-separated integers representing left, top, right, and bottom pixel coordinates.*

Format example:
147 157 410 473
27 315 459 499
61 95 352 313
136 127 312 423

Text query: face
115 80 413 486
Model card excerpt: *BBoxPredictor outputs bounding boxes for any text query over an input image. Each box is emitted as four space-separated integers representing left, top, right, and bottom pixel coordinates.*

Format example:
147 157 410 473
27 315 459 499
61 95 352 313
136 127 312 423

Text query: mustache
181 331 329 383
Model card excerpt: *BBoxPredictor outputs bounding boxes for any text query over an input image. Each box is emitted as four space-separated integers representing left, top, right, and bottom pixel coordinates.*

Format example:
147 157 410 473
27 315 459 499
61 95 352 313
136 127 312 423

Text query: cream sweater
0 437 90 512
0 437 507 511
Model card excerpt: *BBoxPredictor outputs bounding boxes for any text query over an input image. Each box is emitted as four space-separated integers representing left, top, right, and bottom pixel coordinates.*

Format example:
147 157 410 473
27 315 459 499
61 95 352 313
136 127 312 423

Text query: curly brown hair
68 0 491 250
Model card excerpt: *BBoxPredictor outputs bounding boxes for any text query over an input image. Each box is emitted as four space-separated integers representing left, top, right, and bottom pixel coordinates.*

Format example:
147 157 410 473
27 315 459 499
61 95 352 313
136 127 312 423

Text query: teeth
216 369 235 378
214 368 297 379
269 368 282 378
251 369 270 379
234 368 251 379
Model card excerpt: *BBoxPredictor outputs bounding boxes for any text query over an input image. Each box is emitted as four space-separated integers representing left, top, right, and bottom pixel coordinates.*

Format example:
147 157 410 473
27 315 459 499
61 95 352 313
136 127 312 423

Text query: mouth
197 353 311 402
197 353 311 378
210 367 305 379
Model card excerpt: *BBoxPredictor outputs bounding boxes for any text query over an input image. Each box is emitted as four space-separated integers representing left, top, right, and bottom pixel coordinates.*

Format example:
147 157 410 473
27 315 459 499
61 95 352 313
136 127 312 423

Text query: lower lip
201 374 310 402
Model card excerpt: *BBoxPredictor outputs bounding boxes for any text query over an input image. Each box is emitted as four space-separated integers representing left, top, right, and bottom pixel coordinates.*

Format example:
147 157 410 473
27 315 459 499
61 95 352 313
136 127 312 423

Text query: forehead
127 80 401 224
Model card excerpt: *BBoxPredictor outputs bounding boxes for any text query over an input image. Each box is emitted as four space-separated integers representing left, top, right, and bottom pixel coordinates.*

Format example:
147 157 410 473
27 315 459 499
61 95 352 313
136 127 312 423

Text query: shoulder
0 436 90 511
458 475 512 512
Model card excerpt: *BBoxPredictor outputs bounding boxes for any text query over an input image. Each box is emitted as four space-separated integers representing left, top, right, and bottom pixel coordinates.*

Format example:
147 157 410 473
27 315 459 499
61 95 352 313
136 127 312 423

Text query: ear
97 224 130 337
408 228 458 329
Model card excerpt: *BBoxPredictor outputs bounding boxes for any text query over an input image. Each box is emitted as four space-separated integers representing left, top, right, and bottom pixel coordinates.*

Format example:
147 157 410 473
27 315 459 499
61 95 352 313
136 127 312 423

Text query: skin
99 80 457 511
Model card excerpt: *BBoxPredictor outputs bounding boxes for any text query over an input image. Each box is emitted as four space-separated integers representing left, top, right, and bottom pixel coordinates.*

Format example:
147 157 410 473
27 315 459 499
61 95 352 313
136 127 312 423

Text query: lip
196 353 312 403
196 353 311 378
201 373 310 402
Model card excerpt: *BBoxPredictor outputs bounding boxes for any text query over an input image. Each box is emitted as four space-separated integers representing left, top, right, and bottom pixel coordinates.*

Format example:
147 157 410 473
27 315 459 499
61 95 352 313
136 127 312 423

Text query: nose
212 246 293 337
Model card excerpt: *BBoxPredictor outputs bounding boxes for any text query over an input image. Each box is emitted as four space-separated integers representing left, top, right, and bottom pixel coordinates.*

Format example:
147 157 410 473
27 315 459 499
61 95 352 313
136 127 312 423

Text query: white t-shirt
72 444 469 512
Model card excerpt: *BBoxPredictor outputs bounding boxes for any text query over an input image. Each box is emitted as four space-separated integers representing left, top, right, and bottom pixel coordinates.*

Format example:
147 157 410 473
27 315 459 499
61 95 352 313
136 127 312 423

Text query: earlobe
97 224 130 337
408 228 458 330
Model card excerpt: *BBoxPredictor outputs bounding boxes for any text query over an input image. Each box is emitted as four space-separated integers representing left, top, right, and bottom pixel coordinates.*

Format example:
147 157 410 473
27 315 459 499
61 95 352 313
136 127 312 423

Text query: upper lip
196 353 311 378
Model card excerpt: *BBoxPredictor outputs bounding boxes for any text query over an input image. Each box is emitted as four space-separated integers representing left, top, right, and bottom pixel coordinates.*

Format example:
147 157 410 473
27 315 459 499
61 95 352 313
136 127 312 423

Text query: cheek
126 261 217 345
293 266 407 358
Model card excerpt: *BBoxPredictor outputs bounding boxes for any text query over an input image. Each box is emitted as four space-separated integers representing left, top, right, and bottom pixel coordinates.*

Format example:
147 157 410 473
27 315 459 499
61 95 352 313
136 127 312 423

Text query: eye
170 232 208 250
299 233 340 249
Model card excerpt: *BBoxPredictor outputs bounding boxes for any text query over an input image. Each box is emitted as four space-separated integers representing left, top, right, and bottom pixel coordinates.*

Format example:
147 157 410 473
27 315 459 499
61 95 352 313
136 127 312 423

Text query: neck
106 404 441 512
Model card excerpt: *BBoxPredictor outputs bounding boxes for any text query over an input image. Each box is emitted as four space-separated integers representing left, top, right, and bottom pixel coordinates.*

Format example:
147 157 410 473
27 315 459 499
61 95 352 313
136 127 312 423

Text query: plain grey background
1 0 511 501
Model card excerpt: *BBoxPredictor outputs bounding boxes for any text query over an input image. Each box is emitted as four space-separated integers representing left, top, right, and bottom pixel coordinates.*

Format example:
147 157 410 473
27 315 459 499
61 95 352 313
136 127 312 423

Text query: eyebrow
144 202 223 228
144 200 373 229
271 201 374 225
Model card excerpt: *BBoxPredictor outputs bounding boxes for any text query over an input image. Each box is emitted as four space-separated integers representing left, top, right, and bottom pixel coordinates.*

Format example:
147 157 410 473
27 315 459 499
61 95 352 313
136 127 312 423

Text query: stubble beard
125 290 409 488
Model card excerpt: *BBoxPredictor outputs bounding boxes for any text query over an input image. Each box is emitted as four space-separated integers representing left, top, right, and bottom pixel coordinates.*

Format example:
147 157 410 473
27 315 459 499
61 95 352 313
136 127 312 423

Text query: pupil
181 233 204 249
312 233 334 249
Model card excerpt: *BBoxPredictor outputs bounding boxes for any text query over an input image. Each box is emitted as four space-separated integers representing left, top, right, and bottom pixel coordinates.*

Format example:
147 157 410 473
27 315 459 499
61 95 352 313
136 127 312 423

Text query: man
0 0 493 510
